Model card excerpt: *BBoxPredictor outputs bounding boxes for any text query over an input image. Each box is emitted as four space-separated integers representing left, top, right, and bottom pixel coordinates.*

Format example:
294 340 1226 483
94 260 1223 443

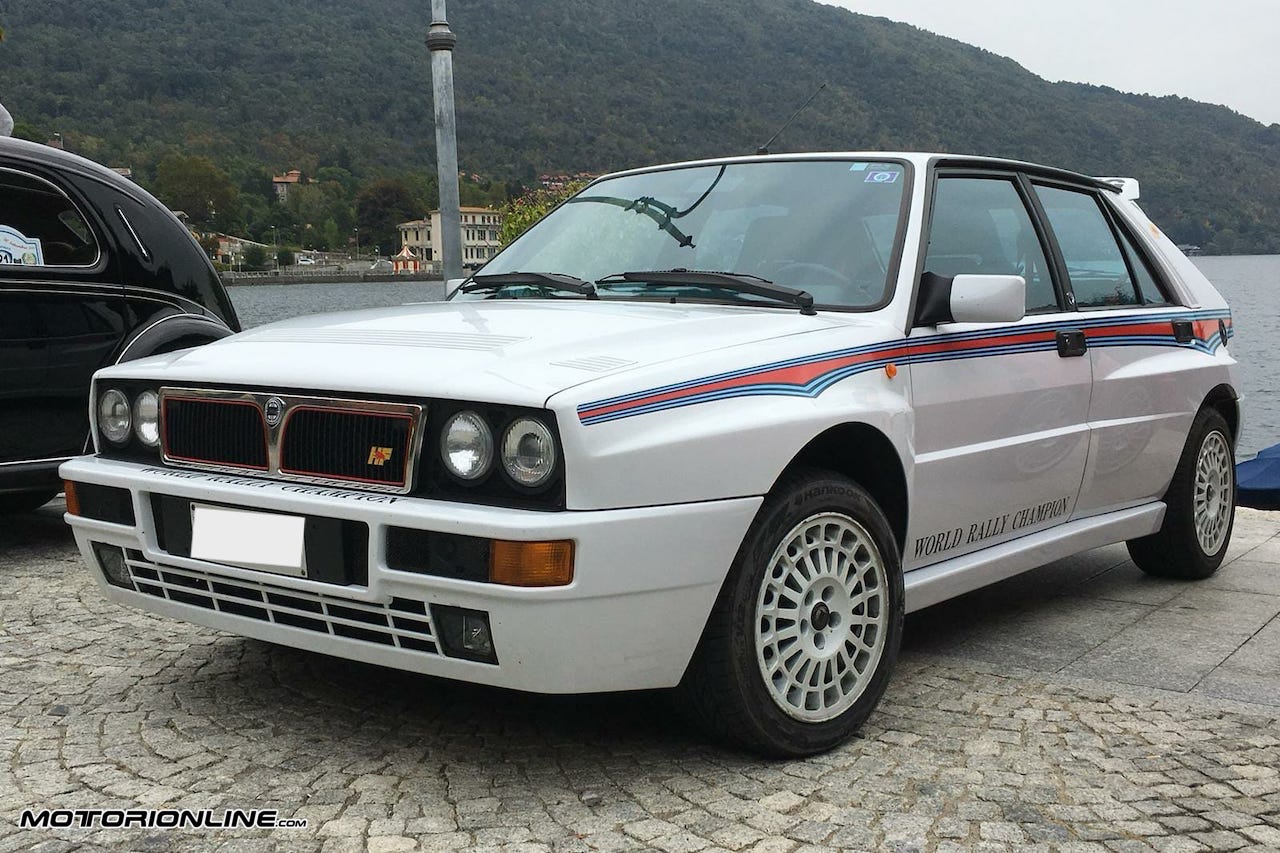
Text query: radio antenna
756 82 827 155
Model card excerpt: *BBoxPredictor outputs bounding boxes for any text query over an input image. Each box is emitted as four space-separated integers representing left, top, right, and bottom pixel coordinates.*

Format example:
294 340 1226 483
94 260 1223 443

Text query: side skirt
904 502 1165 613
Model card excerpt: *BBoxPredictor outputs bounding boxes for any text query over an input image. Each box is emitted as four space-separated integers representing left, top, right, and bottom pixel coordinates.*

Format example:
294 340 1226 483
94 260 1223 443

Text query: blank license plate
189 504 307 577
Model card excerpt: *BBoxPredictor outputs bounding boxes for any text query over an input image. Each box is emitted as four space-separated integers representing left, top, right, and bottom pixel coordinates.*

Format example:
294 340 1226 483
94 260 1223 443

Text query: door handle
1056 329 1087 358
1172 319 1194 343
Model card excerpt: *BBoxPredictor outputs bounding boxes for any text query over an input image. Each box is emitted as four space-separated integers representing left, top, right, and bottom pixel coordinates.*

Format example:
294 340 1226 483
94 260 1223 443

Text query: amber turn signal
63 480 81 516
489 539 574 587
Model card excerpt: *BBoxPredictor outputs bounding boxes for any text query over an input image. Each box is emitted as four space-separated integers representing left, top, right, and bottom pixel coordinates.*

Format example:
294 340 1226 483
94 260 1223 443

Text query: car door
1030 181 1203 516
904 171 1092 570
0 165 121 461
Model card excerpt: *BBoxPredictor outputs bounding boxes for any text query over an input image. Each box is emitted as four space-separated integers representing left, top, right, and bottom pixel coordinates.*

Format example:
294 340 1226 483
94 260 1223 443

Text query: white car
62 153 1239 756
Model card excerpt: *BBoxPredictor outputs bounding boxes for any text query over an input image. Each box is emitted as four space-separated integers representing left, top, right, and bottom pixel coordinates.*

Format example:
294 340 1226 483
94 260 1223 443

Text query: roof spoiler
1097 177 1140 201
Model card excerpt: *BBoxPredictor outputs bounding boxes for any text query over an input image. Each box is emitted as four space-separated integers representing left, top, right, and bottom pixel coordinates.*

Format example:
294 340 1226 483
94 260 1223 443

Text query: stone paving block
1062 588 1280 690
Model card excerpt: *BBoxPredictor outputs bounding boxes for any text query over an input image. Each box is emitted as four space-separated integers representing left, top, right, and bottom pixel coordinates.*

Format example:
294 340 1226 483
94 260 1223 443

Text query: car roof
594 152 1118 194
0 136 148 200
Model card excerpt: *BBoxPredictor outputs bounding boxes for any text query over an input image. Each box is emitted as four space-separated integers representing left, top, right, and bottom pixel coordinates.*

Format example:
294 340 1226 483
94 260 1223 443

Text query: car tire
1127 407 1235 580
678 469 904 757
0 490 59 514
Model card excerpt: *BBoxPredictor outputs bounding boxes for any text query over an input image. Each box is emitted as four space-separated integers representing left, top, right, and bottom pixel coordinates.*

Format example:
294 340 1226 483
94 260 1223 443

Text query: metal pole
428 0 463 282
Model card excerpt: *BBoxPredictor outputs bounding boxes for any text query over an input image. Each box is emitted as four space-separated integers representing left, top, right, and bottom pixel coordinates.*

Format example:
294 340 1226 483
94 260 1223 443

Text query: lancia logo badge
264 397 285 427
368 446 394 466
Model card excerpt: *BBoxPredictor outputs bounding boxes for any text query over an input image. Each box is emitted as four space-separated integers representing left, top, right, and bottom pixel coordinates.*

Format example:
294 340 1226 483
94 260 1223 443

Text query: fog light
462 614 492 656
91 542 133 590
430 605 498 664
490 539 574 587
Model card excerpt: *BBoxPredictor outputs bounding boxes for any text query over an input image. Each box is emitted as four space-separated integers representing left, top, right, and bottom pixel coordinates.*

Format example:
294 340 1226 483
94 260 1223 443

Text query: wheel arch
116 312 232 363
1202 383 1240 444
775 422 909 553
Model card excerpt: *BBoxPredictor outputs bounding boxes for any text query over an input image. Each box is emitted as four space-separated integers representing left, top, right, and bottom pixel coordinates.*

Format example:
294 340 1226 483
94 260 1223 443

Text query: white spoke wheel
678 470 903 757
755 513 888 722
1128 407 1235 580
1193 430 1233 554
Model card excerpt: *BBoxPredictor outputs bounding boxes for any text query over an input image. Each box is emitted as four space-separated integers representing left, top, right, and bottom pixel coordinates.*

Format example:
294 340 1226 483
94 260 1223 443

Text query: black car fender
116 311 232 363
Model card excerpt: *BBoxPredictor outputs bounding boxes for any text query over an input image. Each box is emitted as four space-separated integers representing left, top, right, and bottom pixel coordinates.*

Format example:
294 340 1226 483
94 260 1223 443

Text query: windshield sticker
849 162 869 171
0 226 44 265
864 170 901 184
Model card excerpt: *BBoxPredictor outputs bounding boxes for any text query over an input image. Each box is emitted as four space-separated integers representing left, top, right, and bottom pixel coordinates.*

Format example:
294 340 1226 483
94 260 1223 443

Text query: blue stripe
579 309 1233 423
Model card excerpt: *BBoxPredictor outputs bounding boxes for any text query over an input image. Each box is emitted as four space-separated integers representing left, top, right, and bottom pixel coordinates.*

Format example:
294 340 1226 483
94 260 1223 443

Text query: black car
1 138 239 513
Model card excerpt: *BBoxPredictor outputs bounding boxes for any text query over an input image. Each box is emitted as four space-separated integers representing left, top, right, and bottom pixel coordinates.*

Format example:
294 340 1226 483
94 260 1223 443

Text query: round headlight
98 389 132 446
501 418 557 487
441 411 493 480
133 390 160 447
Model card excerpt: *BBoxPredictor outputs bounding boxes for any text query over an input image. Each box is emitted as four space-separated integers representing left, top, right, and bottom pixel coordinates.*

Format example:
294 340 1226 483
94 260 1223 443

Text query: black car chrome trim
115 206 151 261
116 313 230 363
157 387 426 494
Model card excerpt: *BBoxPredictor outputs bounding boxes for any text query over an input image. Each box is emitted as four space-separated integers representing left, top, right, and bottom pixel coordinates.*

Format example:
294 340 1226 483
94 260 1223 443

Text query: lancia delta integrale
62 154 1239 756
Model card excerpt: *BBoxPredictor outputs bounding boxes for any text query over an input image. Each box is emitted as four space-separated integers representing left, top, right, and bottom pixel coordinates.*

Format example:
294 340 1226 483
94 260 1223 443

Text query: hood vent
551 355 637 373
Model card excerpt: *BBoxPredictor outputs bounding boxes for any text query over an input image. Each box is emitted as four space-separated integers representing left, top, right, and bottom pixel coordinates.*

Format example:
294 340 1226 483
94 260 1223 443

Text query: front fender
116 311 232 363
554 370 912 510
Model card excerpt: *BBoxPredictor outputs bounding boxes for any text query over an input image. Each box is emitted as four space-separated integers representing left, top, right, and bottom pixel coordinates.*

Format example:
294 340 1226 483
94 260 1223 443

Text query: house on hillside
272 169 304 203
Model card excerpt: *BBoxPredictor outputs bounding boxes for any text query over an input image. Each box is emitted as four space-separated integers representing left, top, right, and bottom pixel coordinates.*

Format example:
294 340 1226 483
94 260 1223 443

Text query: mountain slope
2 0 1278 251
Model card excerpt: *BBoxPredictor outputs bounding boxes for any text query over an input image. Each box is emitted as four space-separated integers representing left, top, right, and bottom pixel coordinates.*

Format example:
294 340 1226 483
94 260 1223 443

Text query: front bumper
60 457 761 693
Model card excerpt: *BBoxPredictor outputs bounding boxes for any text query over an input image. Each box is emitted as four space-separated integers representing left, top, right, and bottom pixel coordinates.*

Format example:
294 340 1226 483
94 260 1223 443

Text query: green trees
355 179 420 255
499 181 588 246
153 155 239 231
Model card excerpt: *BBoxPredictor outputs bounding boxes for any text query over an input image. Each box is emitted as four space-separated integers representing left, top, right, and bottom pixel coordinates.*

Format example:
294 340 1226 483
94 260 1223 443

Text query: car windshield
462 159 909 309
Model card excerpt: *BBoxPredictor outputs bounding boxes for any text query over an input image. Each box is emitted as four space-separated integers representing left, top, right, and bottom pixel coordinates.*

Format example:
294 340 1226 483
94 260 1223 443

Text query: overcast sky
818 0 1280 126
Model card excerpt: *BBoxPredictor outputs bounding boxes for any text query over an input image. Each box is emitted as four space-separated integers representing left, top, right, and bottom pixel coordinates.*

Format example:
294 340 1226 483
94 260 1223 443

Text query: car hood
106 300 874 405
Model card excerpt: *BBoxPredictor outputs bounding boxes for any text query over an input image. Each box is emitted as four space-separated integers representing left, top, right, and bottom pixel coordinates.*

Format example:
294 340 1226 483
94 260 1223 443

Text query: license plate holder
189 504 307 577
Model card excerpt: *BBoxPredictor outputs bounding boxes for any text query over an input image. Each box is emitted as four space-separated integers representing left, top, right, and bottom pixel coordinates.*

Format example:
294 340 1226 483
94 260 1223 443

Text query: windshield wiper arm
600 269 816 315
461 271 598 298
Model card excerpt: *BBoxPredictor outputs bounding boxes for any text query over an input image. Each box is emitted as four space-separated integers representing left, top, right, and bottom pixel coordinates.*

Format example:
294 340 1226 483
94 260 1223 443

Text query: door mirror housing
916 273 1026 325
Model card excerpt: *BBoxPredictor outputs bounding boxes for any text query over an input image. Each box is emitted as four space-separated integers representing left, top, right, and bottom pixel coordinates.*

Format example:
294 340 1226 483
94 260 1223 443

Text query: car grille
158 388 423 494
163 397 269 469
281 408 412 487
123 552 440 654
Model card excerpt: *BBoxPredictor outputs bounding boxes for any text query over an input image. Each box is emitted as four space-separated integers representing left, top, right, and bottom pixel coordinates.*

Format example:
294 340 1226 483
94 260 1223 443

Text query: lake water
226 254 1277 457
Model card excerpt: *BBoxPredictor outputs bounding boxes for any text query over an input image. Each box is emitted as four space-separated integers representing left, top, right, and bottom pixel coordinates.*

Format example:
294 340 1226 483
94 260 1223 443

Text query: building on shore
397 207 503 274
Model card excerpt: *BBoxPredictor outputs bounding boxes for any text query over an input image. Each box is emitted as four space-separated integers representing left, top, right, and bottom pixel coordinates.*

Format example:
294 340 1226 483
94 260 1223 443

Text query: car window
924 177 1058 313
478 160 909 309
1034 185 1139 309
1113 216 1172 305
0 169 100 268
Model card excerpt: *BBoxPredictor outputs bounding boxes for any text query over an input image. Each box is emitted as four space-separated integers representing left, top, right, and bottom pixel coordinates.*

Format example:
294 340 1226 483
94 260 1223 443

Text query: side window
924 177 1058 313
1034 185 1138 309
1113 218 1172 306
0 169 99 268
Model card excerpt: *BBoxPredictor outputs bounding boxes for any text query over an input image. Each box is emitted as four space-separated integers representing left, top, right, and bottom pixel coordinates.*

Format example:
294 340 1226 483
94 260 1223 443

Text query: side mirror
445 277 466 298
915 273 1025 325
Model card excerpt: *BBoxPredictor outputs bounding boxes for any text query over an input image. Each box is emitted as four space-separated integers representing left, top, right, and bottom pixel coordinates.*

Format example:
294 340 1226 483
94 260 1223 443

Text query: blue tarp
1237 444 1280 511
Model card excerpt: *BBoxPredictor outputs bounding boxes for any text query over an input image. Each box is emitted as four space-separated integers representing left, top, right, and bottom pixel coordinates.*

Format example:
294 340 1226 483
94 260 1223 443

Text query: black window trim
910 165 1071 330
0 165 106 273
1095 194 1179 307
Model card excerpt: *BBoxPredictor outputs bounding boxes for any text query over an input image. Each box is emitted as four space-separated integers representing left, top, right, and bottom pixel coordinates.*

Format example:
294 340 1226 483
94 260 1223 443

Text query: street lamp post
428 0 463 282
353 226 360 260
270 226 278 270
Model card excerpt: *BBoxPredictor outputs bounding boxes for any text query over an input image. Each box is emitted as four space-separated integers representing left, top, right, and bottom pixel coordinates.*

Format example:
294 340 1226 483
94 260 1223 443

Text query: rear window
0 169 100 268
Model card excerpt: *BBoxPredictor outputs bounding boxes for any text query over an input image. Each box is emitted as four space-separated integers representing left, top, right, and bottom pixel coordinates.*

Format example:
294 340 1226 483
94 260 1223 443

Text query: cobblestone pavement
4 503 1280 853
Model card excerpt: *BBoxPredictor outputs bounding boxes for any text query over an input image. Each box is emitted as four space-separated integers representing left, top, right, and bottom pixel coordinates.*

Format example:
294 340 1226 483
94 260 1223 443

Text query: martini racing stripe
577 310 1233 425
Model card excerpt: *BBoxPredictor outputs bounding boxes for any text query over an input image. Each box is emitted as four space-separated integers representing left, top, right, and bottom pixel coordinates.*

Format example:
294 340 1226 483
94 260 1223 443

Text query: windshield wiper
599 269 816 315
460 271 598 298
